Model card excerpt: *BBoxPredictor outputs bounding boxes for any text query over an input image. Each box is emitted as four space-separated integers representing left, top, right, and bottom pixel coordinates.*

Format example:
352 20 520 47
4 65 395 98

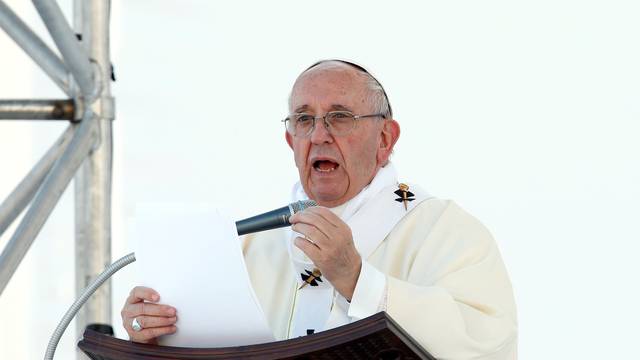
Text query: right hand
121 286 178 344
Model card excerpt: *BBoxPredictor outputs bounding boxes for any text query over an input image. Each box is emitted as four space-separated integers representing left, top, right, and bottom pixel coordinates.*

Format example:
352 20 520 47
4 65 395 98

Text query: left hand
289 206 362 300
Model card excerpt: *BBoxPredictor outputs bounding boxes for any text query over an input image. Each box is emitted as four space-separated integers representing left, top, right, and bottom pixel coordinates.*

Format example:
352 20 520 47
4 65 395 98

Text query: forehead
290 66 369 111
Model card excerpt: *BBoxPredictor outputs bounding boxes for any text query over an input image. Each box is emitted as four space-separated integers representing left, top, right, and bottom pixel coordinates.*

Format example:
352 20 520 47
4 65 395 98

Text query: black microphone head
289 200 317 214
236 200 318 236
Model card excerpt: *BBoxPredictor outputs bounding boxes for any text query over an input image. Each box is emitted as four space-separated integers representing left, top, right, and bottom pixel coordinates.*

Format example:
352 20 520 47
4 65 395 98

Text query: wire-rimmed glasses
282 111 386 137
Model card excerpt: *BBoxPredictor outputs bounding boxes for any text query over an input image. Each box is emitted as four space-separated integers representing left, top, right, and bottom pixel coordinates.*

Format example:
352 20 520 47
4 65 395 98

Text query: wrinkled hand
121 286 177 344
289 206 362 300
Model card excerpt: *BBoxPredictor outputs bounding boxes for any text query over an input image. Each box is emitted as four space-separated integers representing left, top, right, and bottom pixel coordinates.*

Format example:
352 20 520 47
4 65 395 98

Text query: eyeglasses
282 111 386 137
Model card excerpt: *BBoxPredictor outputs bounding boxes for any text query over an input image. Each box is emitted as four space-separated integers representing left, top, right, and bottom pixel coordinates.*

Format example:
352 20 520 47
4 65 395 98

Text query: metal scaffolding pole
73 0 114 352
0 125 74 236
0 112 98 295
0 0 71 95
0 99 76 120
0 1 114 357
33 0 96 97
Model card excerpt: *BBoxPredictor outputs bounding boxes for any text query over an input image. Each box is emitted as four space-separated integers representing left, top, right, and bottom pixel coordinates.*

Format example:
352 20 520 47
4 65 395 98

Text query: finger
291 222 328 248
134 315 178 330
294 236 321 261
125 302 176 318
126 286 160 304
304 206 342 227
290 211 335 238
294 209 350 246
130 326 177 343
308 207 354 242
290 208 335 227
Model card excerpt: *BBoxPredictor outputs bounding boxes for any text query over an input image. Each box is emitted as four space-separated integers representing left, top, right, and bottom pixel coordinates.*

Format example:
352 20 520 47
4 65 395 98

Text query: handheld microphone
235 200 317 236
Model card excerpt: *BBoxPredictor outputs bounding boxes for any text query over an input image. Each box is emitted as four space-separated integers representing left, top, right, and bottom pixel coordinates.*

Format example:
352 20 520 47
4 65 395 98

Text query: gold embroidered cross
394 183 415 211
299 268 322 290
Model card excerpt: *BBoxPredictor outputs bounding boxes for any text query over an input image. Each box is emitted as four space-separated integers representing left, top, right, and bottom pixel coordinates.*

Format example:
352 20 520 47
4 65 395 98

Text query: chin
311 189 338 201
308 187 341 204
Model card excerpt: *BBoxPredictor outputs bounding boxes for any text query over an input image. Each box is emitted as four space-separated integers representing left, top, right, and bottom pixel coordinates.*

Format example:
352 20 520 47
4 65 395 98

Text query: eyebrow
293 104 353 113
329 104 353 112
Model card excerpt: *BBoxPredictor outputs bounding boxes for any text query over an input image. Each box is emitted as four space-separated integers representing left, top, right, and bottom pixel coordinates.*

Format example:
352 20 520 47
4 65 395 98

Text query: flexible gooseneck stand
44 253 136 360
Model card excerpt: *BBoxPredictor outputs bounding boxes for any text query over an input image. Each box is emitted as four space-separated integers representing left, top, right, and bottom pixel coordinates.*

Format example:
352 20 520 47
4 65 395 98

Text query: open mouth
313 159 339 173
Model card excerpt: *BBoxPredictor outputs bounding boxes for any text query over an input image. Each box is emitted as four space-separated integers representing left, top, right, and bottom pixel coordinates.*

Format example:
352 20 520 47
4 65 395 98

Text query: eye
295 114 314 124
331 112 351 119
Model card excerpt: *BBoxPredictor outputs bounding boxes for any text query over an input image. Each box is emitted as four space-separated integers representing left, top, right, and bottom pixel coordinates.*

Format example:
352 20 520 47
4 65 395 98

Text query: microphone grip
235 206 290 236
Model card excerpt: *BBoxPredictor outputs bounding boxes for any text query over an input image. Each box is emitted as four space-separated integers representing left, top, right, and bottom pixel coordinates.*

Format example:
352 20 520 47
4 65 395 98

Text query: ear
377 119 400 165
285 131 294 150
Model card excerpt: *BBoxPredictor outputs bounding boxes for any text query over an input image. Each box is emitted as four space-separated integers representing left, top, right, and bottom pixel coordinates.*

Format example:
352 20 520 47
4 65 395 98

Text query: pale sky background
1 0 639 359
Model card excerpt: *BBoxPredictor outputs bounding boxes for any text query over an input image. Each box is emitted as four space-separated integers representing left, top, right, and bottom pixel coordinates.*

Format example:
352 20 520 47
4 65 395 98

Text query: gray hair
288 60 393 119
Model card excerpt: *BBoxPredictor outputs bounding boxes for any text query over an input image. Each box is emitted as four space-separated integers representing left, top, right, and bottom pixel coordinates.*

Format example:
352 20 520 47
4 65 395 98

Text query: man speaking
120 60 518 359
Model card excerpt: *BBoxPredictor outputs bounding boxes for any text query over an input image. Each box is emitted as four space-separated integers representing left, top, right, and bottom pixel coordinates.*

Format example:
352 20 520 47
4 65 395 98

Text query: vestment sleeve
387 202 517 359
346 261 387 318
350 201 517 359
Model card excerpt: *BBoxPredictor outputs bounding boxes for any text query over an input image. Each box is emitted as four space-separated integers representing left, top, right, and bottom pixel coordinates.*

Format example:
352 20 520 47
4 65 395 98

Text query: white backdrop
1 0 639 358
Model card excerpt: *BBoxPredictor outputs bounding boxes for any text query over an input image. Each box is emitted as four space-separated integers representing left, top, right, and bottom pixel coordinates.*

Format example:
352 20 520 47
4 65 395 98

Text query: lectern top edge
79 312 436 360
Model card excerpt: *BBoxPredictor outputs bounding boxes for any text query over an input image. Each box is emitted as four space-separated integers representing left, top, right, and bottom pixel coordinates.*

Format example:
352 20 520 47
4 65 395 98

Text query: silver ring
132 317 143 332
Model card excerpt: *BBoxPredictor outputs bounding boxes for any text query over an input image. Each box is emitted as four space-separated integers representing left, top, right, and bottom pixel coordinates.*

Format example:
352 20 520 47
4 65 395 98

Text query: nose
309 117 333 144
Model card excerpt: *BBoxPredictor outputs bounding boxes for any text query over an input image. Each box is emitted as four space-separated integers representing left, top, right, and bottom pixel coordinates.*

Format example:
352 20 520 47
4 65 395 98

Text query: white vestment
242 165 518 360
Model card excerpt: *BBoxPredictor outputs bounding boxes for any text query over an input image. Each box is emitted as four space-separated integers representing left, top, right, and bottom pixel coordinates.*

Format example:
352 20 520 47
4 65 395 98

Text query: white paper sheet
133 203 274 347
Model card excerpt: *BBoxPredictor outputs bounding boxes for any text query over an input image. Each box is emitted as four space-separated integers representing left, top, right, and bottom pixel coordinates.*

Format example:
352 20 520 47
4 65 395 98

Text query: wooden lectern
78 312 436 359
